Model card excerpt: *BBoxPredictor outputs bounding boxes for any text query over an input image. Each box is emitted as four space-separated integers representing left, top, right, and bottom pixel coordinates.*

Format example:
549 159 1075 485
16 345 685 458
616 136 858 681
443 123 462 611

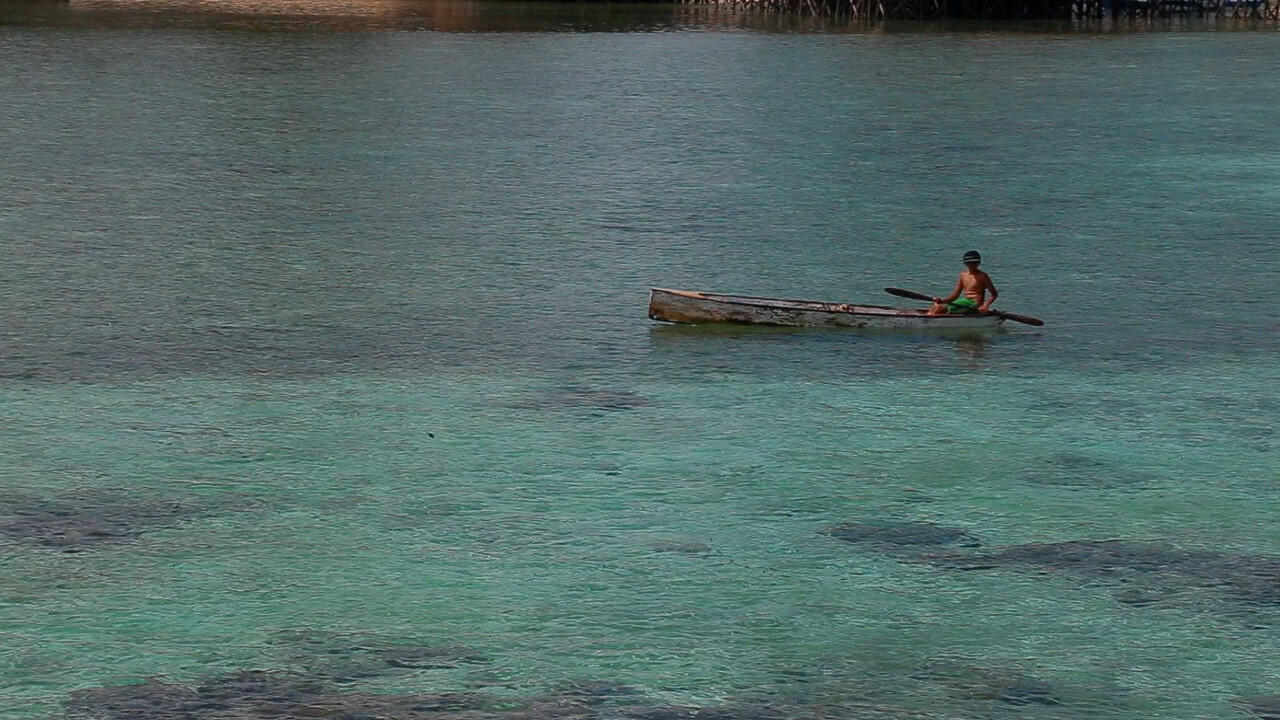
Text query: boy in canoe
927 250 998 316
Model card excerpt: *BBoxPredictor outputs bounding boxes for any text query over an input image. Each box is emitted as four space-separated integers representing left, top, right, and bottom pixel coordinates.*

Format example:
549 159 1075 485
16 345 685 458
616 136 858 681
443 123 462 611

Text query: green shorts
946 298 980 314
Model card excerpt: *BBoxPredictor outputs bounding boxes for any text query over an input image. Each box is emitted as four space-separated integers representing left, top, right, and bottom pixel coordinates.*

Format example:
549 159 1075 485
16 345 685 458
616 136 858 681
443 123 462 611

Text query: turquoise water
1 6 1278 719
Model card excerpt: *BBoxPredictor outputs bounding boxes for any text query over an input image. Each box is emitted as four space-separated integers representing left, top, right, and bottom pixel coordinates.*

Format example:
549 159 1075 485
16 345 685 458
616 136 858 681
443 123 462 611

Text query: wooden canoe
648 288 1005 330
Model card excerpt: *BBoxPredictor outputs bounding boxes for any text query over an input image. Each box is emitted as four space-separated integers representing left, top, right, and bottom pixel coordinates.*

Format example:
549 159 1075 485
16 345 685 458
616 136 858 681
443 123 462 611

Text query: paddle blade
993 310 1045 327
884 287 933 302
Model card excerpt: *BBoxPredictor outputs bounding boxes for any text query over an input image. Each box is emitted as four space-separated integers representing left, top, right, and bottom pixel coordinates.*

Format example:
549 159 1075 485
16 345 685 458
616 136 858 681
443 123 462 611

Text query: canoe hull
648 288 1005 330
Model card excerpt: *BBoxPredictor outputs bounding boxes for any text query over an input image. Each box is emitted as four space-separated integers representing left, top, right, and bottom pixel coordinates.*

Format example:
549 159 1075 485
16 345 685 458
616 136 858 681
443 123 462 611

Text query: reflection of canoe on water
648 288 1006 330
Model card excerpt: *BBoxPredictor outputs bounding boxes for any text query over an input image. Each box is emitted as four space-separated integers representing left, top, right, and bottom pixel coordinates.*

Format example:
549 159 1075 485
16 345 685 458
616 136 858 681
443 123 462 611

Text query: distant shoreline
1 0 1278 29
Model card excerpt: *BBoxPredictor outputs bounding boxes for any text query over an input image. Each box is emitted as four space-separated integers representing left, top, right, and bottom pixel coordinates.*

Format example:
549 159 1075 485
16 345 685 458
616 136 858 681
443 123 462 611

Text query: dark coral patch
994 681 1060 707
376 644 490 670
823 521 980 548
60 666 987 720
622 706 795 720
544 680 641 707
267 630 491 681
619 703 929 720
562 389 648 411
911 662 1061 708
0 492 210 551
507 387 649 412
647 540 713 555
1236 695 1280 719
930 540 1280 608
1112 587 1183 607
1019 453 1163 490
64 679 204 718
64 671 503 720
934 539 1212 573
64 672 325 719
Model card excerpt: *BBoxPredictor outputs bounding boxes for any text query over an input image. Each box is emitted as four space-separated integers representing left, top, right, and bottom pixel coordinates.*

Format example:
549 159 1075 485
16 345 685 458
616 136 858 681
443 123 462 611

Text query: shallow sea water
0 4 1278 719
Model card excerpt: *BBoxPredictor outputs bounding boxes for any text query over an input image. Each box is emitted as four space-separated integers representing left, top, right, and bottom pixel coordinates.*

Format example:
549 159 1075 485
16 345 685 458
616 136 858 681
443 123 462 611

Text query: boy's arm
936 276 964 304
980 276 999 311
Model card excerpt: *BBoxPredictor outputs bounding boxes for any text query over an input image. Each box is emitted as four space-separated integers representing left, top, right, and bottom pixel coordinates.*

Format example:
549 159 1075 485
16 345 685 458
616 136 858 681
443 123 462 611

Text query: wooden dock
701 0 1278 19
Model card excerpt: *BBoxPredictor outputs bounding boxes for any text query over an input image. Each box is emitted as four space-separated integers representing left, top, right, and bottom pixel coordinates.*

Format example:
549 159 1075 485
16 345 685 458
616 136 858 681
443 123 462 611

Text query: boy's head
962 249 982 268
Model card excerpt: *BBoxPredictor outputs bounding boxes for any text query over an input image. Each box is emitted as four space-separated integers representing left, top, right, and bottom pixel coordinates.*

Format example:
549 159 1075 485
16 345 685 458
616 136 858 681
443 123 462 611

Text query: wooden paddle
884 287 1044 327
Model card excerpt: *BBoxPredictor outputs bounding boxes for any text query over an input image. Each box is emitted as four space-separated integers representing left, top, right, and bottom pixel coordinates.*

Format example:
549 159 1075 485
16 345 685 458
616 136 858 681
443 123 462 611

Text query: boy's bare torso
959 269 994 303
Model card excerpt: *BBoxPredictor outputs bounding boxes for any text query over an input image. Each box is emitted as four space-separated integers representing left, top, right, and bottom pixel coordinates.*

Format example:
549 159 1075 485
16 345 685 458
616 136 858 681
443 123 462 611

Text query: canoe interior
687 290 927 316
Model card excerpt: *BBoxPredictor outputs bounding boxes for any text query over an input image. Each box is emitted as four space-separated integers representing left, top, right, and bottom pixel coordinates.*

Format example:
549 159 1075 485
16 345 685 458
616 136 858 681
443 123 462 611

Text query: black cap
962 250 981 263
